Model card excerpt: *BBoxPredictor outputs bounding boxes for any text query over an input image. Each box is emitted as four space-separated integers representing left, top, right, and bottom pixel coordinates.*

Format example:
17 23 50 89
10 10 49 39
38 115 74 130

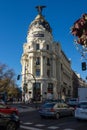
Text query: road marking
20 125 43 130
23 122 33 125
35 124 45 127
64 128 75 130
48 126 59 129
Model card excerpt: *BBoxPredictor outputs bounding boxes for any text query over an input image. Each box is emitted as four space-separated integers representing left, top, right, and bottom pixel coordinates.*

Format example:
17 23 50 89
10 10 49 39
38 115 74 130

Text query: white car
75 101 87 120
67 98 78 107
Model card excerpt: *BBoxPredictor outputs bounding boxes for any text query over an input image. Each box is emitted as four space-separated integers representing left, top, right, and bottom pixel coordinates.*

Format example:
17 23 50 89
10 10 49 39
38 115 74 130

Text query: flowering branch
71 13 87 47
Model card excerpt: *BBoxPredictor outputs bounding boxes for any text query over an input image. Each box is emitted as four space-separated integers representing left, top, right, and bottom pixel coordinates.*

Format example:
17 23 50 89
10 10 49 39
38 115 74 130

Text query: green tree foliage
0 63 22 99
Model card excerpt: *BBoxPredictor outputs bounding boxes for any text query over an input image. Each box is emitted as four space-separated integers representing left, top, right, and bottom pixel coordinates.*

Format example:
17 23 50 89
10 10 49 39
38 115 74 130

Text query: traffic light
17 75 20 80
81 62 86 71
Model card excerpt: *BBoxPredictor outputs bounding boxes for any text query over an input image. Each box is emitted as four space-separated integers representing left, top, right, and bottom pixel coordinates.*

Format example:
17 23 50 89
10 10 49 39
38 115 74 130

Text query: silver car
39 102 74 119
75 101 87 120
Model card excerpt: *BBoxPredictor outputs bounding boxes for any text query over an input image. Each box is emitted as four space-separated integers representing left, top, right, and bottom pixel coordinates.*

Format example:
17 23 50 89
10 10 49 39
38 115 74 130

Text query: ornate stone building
21 6 72 102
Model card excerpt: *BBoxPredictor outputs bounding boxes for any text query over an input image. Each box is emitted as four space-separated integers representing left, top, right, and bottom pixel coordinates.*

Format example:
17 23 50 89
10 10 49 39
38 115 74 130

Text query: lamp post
17 73 36 103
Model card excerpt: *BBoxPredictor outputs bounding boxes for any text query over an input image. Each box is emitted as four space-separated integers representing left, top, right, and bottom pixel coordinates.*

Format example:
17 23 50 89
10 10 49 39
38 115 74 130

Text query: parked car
0 103 19 115
43 99 65 104
67 98 78 108
0 112 20 130
0 99 5 104
39 102 74 119
75 101 87 120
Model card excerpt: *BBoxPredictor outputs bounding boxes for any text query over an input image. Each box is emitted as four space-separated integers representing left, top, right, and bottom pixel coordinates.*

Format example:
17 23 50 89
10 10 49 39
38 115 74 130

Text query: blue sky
0 0 87 83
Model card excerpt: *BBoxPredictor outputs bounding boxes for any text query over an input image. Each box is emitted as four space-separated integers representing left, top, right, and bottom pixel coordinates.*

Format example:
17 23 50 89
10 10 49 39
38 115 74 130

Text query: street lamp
17 73 36 103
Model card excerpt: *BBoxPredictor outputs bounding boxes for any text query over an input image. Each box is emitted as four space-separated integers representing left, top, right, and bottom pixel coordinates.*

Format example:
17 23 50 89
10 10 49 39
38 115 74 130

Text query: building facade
72 71 87 98
21 6 72 102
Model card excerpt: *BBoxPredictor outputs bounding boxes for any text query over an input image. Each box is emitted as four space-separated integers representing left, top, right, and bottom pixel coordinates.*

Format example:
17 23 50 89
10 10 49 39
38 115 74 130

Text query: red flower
71 13 87 46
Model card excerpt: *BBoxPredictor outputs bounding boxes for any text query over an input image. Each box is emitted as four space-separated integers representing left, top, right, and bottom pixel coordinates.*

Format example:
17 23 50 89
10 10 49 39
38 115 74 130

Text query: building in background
72 71 87 99
21 6 72 102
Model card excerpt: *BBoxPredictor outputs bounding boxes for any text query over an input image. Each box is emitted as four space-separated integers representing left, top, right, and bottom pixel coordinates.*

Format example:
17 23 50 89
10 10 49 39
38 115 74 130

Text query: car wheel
12 112 17 115
55 113 60 119
71 110 75 116
6 121 17 130
76 118 81 121
40 115 45 119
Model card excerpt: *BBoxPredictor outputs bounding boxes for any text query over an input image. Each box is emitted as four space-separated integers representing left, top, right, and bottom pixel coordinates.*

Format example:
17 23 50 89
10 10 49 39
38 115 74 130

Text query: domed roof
29 14 52 33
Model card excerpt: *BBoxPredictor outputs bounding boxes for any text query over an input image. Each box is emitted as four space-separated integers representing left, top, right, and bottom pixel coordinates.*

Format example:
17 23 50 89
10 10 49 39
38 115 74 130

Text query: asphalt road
9 103 87 130
19 109 87 130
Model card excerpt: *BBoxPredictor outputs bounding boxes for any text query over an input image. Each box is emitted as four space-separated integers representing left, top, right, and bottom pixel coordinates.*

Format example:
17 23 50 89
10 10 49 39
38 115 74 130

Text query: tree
0 63 22 99
71 13 87 60
0 63 15 90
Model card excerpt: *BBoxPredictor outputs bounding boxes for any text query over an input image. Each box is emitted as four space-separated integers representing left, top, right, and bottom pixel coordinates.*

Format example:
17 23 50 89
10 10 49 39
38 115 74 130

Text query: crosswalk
20 121 75 130
20 125 42 130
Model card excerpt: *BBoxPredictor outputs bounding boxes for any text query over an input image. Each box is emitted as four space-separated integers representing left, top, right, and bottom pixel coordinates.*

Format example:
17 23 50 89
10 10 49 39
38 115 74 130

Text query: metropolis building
21 6 72 102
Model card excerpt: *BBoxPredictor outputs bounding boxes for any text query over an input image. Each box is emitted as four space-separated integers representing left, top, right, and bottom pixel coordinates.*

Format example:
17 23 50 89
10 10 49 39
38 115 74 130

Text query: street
20 111 87 130
12 103 87 130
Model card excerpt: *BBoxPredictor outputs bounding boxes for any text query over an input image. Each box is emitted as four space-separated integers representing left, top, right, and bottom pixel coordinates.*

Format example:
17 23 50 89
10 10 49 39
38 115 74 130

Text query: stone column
53 56 56 78
43 55 47 77
31 56 34 74
41 54 44 77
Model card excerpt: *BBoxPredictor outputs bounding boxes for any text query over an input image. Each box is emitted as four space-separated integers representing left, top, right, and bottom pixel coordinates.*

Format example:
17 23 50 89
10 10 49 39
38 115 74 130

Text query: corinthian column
41 55 44 77
53 57 56 78
31 56 34 74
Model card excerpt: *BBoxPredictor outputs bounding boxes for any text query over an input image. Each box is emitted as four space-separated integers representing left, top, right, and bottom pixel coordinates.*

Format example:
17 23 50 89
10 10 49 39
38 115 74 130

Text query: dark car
39 102 74 119
0 112 20 130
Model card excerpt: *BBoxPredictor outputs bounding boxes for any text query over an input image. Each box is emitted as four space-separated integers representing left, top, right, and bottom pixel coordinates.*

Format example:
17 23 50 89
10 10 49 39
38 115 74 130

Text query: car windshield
69 99 77 102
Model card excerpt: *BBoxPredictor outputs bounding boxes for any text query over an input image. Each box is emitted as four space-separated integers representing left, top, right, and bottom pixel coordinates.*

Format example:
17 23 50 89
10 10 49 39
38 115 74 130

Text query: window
36 44 40 50
33 83 41 100
36 57 40 65
61 64 63 70
68 90 71 96
62 88 66 95
47 58 50 65
36 69 40 76
46 44 49 50
48 83 53 93
36 83 41 89
47 69 50 77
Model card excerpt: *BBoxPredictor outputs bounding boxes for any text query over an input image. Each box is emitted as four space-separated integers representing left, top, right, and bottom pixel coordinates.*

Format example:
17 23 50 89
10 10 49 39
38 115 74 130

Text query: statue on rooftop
35 5 46 15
